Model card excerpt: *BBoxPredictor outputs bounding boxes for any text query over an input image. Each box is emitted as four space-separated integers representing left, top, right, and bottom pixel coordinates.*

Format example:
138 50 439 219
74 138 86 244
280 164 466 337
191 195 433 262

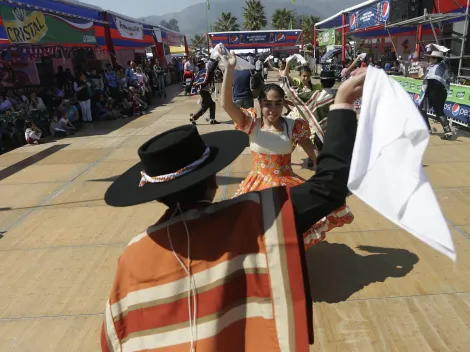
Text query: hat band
139 146 211 187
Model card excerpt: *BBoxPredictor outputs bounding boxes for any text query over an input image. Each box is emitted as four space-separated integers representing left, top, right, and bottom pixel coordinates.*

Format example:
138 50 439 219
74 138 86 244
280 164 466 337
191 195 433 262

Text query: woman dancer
220 52 353 250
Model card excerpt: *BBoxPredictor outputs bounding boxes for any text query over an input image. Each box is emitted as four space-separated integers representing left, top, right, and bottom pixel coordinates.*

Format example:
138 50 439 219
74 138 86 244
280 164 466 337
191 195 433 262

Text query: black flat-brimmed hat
104 125 248 207
320 71 336 79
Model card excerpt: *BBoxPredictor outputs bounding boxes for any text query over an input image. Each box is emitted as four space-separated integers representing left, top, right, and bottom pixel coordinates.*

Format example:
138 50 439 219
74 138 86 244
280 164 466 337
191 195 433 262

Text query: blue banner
209 30 301 49
349 0 391 32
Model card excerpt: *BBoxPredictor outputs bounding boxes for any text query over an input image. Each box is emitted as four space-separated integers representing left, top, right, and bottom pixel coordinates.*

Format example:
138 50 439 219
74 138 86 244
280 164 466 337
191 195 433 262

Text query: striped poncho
101 189 312 352
283 77 336 145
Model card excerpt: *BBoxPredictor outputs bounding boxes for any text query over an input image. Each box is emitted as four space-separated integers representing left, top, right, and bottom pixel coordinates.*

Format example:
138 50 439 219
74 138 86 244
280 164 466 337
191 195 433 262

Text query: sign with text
1 6 97 45
318 28 339 47
348 0 390 32
393 75 470 126
209 30 301 49
114 16 144 40
163 31 183 47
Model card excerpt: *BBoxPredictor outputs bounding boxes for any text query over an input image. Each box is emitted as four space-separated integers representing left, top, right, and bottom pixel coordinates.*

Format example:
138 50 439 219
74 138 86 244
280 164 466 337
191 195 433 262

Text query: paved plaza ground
1 79 470 351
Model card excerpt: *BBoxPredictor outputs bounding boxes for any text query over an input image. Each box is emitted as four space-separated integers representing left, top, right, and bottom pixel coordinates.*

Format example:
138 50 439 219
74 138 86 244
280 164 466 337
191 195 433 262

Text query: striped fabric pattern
101 190 310 352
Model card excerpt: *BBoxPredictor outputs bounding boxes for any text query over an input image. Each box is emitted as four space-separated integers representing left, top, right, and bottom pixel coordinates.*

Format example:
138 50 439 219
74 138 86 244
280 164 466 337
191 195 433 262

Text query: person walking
418 51 453 140
190 59 219 125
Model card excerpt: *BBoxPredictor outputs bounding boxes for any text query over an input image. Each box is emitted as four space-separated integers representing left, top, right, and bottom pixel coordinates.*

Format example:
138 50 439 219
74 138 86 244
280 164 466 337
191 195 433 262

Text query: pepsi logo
276 33 285 42
414 94 420 102
350 14 356 29
451 103 460 116
382 1 390 21
229 36 239 44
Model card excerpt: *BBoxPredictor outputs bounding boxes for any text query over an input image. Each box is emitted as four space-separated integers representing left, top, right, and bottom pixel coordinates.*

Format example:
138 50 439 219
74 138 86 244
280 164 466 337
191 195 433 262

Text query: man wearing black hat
190 59 219 125
101 70 366 351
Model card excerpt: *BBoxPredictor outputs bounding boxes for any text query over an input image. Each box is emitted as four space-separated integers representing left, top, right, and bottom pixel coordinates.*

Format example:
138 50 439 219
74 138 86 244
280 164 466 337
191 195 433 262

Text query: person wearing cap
417 50 453 140
100 69 366 351
190 59 219 125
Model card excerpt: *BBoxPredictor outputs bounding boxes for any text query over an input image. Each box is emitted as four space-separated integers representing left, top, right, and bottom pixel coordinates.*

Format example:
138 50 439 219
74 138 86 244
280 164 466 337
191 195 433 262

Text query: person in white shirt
255 57 263 74
24 120 43 144
29 92 47 112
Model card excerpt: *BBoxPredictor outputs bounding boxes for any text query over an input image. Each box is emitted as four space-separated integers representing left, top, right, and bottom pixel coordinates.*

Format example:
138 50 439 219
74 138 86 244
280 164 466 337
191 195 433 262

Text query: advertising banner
348 0 391 32
163 31 182 47
114 16 144 40
209 30 301 49
318 28 339 47
1 6 97 45
393 76 470 126
154 29 162 43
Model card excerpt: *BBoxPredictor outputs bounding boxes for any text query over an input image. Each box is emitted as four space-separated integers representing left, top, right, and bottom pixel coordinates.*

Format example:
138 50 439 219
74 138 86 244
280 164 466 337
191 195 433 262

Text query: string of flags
0 44 105 60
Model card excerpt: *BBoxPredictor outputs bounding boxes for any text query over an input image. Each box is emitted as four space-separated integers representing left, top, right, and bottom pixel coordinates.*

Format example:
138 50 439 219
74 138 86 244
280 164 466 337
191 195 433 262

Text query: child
24 120 43 144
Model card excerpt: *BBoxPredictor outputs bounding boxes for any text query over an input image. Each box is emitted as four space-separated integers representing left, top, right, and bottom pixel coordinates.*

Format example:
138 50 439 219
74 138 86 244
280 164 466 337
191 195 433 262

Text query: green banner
318 29 338 47
1 6 97 45
392 76 470 104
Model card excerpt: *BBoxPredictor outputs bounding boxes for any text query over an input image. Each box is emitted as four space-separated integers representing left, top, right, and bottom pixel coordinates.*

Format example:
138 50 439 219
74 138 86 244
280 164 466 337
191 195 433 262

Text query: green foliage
243 0 267 31
214 12 240 32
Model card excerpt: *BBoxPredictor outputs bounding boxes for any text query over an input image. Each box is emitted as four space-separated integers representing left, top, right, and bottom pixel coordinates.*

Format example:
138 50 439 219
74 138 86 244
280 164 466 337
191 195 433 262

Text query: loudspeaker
389 0 436 24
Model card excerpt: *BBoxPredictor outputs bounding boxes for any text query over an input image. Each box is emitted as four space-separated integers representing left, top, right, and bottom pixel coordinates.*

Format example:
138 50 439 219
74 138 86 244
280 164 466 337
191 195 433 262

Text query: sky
79 0 204 18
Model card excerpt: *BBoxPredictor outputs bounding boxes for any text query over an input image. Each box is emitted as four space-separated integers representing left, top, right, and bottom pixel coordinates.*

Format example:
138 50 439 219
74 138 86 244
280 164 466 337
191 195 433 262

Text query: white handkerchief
426 43 450 53
211 43 255 70
286 54 307 65
347 67 456 261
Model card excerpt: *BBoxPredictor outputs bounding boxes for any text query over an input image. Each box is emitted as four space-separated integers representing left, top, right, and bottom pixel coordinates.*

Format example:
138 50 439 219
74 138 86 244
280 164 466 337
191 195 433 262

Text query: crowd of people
0 57 181 151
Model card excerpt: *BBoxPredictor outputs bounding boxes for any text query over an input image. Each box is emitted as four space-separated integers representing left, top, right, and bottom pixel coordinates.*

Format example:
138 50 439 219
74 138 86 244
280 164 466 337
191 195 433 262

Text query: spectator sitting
59 99 80 128
15 89 29 106
5 90 19 109
94 92 126 120
29 92 47 112
89 68 105 93
58 110 76 132
0 94 14 112
128 87 148 116
49 114 71 137
24 120 44 144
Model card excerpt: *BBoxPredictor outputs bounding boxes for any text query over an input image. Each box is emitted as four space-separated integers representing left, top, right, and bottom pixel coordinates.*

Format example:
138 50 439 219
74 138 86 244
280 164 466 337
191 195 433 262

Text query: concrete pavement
0 82 470 351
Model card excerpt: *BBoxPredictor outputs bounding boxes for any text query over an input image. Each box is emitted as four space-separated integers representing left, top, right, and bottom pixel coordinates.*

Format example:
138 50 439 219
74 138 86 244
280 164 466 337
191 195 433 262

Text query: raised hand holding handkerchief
348 67 456 261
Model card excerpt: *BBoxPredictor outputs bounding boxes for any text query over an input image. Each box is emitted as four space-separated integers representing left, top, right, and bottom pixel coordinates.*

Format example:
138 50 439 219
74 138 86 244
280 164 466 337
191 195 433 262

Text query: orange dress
235 108 354 250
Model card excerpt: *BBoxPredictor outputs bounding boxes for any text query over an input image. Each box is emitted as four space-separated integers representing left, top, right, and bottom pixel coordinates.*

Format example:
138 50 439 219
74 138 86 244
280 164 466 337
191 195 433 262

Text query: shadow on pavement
307 242 419 303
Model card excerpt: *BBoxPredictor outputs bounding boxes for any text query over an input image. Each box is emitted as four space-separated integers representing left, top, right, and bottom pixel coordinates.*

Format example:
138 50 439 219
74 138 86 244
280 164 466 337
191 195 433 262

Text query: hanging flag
207 0 210 10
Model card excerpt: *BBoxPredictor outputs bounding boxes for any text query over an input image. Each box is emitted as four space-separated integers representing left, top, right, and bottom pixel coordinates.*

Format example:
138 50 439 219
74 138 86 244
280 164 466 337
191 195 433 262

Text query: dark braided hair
258 83 285 102
298 65 313 90
257 84 290 138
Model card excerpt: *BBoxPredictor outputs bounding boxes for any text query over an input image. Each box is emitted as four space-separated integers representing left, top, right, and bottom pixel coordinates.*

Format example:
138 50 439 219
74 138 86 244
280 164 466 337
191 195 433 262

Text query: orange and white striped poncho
101 188 312 352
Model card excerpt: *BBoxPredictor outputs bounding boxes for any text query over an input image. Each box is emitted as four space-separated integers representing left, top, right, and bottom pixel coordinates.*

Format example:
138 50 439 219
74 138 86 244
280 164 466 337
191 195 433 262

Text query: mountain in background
140 0 362 37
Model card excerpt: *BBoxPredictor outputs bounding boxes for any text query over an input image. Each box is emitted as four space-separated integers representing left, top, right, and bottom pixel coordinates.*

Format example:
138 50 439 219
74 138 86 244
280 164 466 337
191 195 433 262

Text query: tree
190 34 208 55
272 8 295 30
160 18 180 32
298 15 320 45
214 12 240 32
243 0 267 31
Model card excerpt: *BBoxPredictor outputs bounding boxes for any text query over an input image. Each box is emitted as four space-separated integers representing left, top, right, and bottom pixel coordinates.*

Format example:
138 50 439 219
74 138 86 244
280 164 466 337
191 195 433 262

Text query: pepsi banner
393 76 470 126
209 30 301 49
348 0 390 32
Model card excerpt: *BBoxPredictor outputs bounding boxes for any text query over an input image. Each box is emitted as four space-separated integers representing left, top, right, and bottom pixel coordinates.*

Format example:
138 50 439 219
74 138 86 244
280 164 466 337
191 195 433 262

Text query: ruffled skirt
235 170 354 251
